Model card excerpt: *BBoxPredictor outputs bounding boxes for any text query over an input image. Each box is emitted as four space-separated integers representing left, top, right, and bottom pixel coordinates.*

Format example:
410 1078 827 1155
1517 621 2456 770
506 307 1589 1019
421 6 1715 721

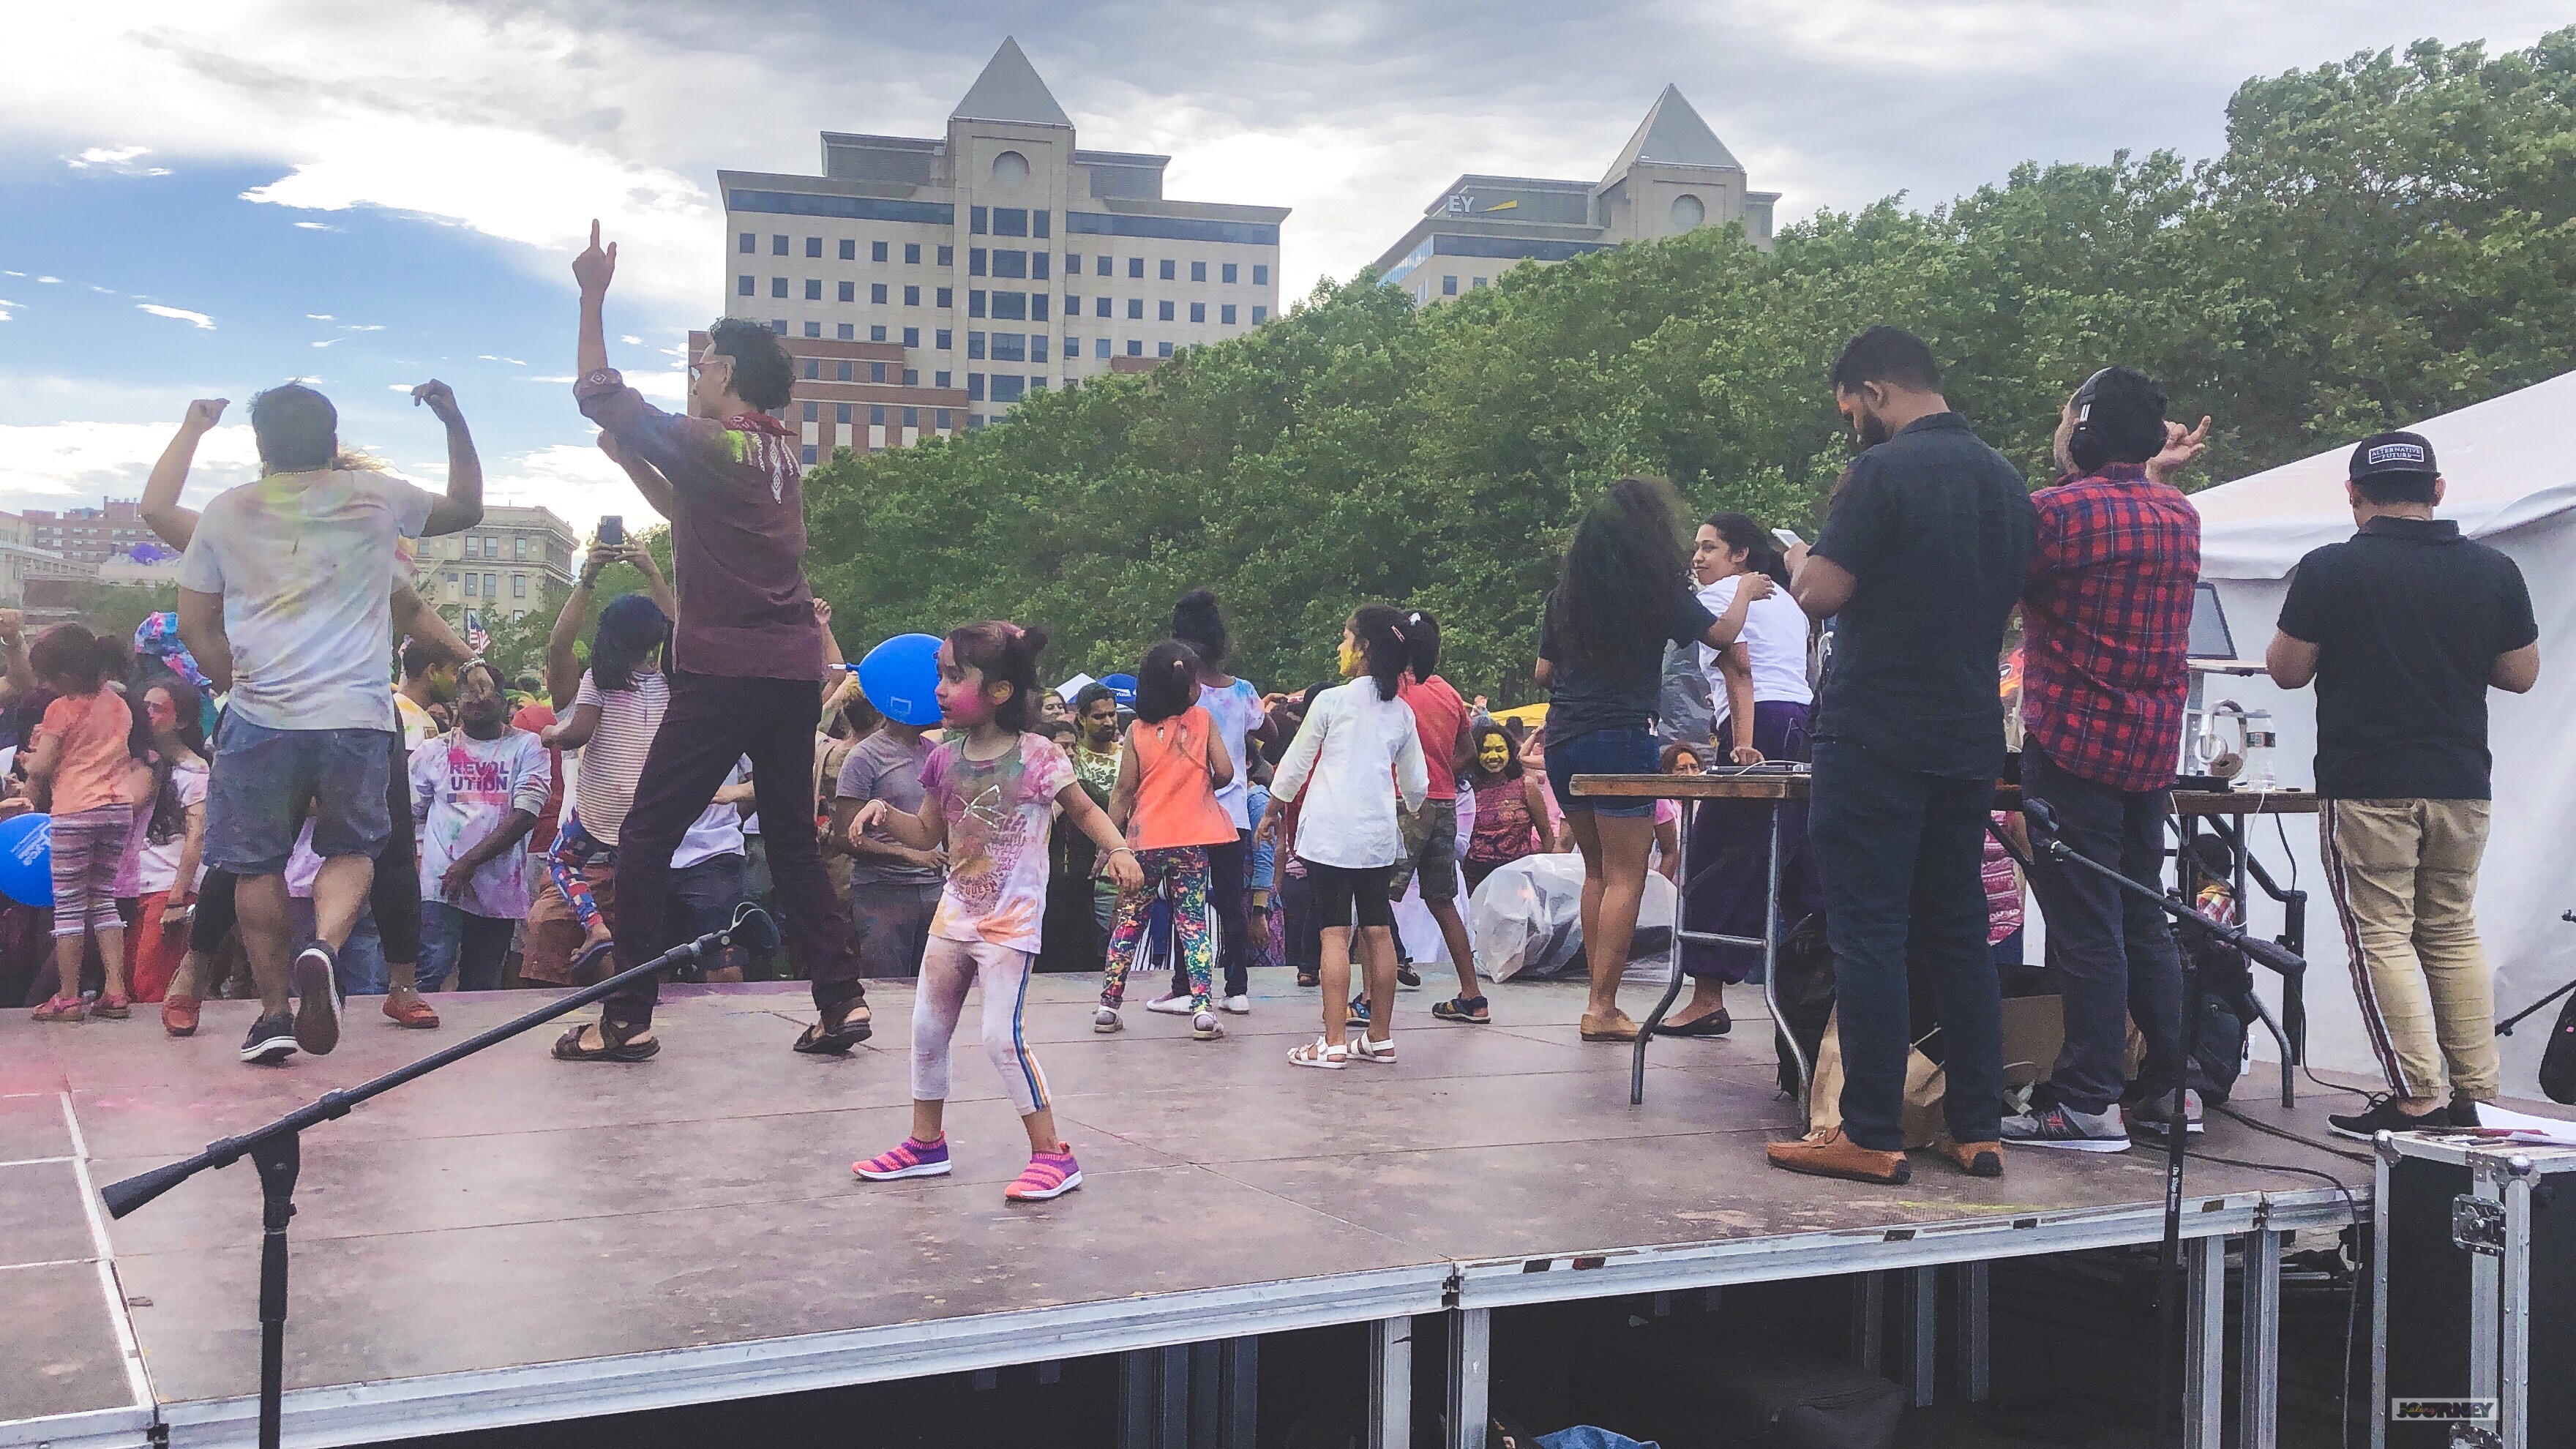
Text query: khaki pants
2321 798 2498 1102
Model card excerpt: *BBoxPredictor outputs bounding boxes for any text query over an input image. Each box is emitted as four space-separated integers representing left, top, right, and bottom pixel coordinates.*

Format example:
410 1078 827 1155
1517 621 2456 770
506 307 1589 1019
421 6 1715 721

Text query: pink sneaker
1006 1144 1082 1202
853 1135 951 1181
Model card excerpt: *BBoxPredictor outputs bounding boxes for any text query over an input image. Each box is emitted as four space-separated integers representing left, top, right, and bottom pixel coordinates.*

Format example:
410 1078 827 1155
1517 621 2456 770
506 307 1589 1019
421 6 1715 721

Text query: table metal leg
1753 806 1804 1122
2182 1236 2224 1449
1901 1265 1937 1408
1370 1317 1412 1449
1851 1273 1884 1374
1445 1308 1490 1449
2239 1229 2281 1449
1955 1261 1990 1404
1633 801 1692 1106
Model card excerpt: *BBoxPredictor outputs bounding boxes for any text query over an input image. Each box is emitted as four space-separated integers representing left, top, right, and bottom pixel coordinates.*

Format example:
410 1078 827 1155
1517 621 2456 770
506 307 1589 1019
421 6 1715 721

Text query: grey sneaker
2002 1102 2131 1153
2130 1088 2205 1136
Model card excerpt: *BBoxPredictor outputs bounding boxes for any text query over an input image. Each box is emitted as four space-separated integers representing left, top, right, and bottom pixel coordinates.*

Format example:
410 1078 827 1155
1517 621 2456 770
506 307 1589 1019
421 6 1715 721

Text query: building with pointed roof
716 37 1289 445
1371 86 1777 305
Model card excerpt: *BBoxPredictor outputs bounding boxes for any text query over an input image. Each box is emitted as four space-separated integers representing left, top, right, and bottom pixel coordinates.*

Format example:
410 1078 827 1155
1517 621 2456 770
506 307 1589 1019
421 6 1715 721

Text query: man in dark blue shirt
1770 326 2037 1186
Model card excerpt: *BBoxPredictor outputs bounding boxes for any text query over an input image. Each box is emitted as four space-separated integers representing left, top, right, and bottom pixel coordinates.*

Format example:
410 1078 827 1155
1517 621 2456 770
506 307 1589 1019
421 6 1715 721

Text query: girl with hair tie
1097 640 1237 1040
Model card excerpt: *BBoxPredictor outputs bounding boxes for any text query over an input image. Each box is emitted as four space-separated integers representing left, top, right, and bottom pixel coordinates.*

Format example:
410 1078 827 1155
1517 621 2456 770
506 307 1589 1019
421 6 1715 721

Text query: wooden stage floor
2 968 2372 1448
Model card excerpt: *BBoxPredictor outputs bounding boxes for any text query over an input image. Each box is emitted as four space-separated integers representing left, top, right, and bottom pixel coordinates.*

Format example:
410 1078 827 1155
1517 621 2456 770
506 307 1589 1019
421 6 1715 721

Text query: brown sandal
793 1005 873 1055
552 1019 659 1062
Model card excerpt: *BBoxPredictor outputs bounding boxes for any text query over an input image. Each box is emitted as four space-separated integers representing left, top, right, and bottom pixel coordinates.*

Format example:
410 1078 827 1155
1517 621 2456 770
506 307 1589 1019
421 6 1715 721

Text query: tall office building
717 37 1290 452
1373 86 1776 305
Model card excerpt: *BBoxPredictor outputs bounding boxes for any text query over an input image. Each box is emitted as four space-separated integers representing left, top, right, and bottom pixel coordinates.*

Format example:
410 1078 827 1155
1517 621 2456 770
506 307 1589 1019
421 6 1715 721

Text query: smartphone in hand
599 514 625 547
1770 528 1804 551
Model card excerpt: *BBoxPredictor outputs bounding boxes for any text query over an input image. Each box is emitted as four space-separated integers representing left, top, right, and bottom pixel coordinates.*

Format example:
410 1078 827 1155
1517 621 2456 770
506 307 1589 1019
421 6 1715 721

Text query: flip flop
794 1005 872 1055
553 1019 659 1063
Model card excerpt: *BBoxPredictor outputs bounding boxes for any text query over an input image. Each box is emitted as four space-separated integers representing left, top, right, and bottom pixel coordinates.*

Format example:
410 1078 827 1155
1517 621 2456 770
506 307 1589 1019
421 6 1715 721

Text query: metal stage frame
4 976 2370 1449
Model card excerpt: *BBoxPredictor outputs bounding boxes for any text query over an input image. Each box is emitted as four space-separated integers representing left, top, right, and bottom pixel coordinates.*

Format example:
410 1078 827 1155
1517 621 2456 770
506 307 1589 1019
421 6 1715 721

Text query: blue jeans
671 853 755 974
1808 738 2003 1151
419 904 514 992
204 716 393 875
1543 726 1660 818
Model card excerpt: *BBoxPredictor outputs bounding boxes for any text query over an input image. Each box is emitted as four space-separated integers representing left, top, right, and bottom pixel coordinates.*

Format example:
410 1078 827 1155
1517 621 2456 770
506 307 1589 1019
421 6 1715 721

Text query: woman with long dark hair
121 675 209 1016
1537 478 1772 1042
1665 512 1824 1036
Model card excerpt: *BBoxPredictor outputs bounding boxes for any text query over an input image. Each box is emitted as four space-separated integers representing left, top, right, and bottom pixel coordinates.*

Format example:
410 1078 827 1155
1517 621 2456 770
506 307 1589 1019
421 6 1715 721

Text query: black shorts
1299 860 1395 931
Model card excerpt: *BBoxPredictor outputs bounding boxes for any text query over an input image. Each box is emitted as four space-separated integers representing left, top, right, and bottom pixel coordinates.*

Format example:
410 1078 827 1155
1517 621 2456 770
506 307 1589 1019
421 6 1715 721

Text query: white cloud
473 440 645 533
291 220 340 231
64 143 170 176
0 419 259 507
0 300 15 322
136 302 214 329
343 323 383 332
477 355 525 366
619 335 642 346
312 337 339 347
36 277 60 285
306 312 333 321
88 284 116 295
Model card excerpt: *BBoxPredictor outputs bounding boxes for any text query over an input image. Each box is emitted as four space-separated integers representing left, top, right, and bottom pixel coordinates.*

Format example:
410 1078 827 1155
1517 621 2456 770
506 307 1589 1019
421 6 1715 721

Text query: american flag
465 610 490 656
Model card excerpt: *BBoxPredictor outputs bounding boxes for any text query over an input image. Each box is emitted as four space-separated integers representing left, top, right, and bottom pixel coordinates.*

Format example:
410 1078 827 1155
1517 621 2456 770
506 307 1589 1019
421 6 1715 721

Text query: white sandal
1350 1033 1396 1064
1288 1036 1349 1070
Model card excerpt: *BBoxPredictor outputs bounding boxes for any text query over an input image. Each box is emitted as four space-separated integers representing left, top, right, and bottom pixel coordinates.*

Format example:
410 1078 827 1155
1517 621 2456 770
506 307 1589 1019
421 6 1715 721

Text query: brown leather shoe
1930 1139 2003 1178
1766 1128 1909 1185
1579 1012 1641 1042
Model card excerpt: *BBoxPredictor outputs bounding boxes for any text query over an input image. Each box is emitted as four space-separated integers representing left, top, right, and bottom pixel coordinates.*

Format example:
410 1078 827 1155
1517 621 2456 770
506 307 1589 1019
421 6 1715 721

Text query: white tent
2193 370 2576 1095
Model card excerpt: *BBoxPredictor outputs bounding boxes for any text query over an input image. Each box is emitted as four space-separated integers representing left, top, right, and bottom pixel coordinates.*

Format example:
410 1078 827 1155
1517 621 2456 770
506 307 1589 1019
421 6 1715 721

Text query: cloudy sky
0 2 2556 536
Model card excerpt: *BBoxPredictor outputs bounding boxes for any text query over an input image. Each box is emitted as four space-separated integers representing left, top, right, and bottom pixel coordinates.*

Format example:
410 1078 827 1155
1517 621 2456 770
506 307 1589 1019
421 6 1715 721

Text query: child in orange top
26 626 149 1022
1096 640 1238 1040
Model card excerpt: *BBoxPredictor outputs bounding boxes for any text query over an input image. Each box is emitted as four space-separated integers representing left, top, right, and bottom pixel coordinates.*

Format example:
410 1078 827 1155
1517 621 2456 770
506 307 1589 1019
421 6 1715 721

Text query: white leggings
912 937 1049 1115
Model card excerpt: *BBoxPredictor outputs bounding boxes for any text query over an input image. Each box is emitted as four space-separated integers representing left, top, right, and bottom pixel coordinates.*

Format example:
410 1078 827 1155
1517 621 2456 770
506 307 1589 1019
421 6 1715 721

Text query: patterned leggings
912 937 1048 1115
1101 845 1214 1012
48 805 130 939
546 811 613 932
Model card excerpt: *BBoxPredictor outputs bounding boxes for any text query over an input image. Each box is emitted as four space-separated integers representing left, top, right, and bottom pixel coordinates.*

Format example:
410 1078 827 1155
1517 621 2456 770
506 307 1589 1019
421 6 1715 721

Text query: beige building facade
414 505 578 624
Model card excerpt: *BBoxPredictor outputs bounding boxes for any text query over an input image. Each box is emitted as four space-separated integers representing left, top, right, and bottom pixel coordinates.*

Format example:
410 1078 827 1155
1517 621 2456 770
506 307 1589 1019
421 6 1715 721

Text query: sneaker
240 1011 299 1066
1191 1011 1224 1041
1221 994 1251 1015
292 943 342 1055
2450 1100 2487 1129
383 992 441 1030
1006 1145 1082 1202
1093 1006 1123 1033
2130 1088 2205 1137
1145 993 1193 1016
2002 1102 2131 1153
2327 1093 2447 1142
1347 993 1371 1025
853 1135 952 1181
1766 1127 1909 1185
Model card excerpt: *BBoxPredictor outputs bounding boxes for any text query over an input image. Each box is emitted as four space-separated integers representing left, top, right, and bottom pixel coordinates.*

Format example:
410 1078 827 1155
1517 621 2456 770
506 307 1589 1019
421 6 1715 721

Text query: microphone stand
97 906 783 1449
2493 910 2576 1037
2006 801 2307 1447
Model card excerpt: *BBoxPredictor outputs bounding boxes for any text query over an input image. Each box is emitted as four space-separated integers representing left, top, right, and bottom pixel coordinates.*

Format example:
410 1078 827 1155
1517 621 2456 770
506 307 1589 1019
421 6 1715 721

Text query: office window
936 408 951 430
903 368 918 386
1033 210 1051 239
484 573 498 596
771 277 787 298
801 444 817 465
737 274 755 296
837 323 854 340
443 572 457 585
992 291 1027 321
904 242 921 265
1251 306 1268 324
1096 255 1113 277
870 283 888 304
902 407 918 428
937 244 954 266
803 321 821 337
1157 342 1175 358
1189 302 1205 323
836 403 853 424
935 370 951 389
1158 300 1175 321
936 329 952 350
514 536 529 559
968 290 986 318
992 250 1026 279
1128 339 1143 356
902 326 920 348
1093 296 1109 319
1190 261 1207 282
870 362 888 383
1254 264 1269 286
871 240 888 262
1472 277 1487 289
1159 258 1176 280
1095 337 1110 359
738 232 755 254
967 332 986 359
870 405 887 426
805 236 822 258
1032 293 1049 321
802 401 818 422
804 279 822 300
1029 377 1047 394
1442 275 1459 296
836 360 853 381
903 285 920 307
1066 295 1081 316
991 333 1023 362
970 247 986 277
837 280 854 302
802 359 820 381
465 574 478 596
1065 253 1080 275
1222 262 1238 284
1033 252 1051 281
967 372 984 400
936 287 953 309
839 239 855 261
771 234 788 255
1031 334 1049 364
992 207 1027 237
871 324 886 341
1127 298 1143 320
970 206 987 234
771 319 787 333
1221 304 1238 325
513 574 528 599
1128 256 1144 279
992 375 1026 402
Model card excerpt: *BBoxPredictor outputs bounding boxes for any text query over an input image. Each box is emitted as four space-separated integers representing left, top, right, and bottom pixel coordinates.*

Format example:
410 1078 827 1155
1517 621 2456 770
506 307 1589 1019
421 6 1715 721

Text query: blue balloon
0 813 51 908
858 633 945 726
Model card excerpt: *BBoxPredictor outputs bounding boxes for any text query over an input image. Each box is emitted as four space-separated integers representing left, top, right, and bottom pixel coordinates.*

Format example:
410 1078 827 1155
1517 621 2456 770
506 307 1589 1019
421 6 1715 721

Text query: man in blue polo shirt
2267 431 2539 1139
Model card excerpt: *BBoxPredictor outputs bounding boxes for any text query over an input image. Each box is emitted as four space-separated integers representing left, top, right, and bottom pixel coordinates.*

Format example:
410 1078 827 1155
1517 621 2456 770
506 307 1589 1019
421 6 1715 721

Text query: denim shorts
1544 725 1660 819
204 716 394 875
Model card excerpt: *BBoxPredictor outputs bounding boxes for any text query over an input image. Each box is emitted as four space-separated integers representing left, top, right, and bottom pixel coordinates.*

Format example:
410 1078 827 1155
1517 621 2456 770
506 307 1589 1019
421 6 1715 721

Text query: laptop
2187 581 2267 674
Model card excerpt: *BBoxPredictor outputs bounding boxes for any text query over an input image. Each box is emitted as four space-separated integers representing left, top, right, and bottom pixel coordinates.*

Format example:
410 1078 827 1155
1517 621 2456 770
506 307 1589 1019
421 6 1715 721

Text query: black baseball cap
2349 430 2438 482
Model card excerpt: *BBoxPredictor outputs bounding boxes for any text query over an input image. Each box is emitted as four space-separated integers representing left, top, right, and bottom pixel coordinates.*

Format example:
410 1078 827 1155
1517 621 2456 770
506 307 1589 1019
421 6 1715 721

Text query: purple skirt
1680 700 1823 983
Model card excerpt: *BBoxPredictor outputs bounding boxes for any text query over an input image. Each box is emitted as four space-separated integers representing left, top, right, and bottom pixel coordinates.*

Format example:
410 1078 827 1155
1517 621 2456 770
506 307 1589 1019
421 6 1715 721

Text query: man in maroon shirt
555 221 865 1061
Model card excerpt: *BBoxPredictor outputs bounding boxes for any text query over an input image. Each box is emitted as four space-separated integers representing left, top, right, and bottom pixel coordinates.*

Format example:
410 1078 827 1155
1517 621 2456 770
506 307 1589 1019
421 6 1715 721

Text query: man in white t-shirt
174 382 482 1065
411 662 552 991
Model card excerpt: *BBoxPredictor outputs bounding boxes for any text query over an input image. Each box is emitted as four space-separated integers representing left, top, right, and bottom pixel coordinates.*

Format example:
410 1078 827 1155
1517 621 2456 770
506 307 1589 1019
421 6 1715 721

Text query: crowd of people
12 222 2540 1207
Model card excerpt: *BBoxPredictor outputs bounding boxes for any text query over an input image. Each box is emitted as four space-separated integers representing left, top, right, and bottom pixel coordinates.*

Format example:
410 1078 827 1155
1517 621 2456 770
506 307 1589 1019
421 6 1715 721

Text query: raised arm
392 585 473 663
411 381 484 536
576 219 617 379
143 400 227 550
547 546 614 711
597 430 677 523
0 610 25 706
1783 542 1855 620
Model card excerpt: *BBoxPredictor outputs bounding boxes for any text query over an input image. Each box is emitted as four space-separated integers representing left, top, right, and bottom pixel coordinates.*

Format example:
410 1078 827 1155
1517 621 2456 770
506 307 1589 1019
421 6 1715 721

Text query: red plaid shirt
2021 463 2201 792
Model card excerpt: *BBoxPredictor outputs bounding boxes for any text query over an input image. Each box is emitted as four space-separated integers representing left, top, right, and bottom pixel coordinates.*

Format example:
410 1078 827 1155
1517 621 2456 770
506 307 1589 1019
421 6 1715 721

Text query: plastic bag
1467 853 1675 983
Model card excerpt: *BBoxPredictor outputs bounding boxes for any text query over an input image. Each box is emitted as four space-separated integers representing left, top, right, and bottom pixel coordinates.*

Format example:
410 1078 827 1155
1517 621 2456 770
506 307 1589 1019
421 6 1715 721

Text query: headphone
2066 367 2116 474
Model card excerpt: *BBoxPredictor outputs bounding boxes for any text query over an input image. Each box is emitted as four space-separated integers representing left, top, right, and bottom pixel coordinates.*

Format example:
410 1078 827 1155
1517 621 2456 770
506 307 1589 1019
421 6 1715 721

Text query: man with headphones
2004 367 2212 1152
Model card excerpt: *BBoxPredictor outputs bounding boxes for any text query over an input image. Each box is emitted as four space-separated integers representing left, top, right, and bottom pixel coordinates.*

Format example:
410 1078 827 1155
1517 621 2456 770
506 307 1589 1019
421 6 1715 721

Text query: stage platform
4 970 2373 1449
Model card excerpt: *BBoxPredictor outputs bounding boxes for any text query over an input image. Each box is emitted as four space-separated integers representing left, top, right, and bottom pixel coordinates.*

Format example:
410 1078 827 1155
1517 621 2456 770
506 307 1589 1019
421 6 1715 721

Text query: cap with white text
2348 430 2438 482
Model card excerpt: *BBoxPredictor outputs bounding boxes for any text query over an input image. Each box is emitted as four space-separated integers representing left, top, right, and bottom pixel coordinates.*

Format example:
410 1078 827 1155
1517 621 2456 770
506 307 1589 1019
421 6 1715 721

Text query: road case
2373 1132 2576 1448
